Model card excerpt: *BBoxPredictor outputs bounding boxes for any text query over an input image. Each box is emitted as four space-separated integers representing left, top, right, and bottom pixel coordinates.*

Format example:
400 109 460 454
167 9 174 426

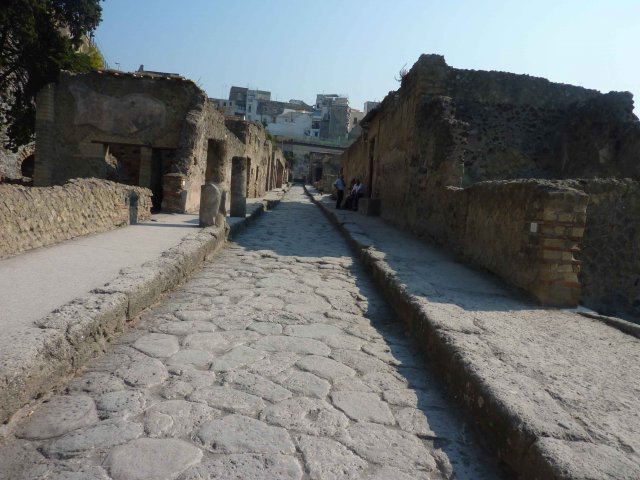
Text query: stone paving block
133 333 180 358
331 391 395 425
275 370 331 399
96 390 146 419
16 395 98 440
224 371 292 402
178 454 303 480
329 349 394 375
106 438 203 480
209 345 266 373
182 332 228 353
296 434 368 480
114 355 168 388
260 397 350 437
67 372 126 395
42 419 143 459
253 335 331 356
341 422 437 472
189 386 265 416
143 400 217 438
295 355 356 381
196 414 295 455
283 323 343 339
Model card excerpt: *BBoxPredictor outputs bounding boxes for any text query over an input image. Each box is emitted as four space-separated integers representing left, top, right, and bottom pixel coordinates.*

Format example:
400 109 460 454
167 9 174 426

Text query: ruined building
34 70 287 213
342 54 640 318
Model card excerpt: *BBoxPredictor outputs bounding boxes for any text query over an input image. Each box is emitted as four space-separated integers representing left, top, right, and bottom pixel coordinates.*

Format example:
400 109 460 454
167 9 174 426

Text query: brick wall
0 178 152 259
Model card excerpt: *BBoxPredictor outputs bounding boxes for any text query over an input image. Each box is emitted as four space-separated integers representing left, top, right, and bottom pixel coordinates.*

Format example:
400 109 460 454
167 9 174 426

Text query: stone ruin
33 70 288 213
341 54 640 319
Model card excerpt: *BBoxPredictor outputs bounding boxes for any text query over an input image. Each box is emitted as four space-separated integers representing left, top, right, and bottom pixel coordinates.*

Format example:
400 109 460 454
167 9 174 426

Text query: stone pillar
34 84 56 186
139 146 153 188
199 182 223 227
230 156 248 217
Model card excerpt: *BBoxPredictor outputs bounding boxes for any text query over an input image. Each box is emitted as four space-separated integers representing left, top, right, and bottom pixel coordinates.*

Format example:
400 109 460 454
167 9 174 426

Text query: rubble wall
564 178 640 319
400 179 587 305
0 178 151 258
398 54 640 185
462 180 587 305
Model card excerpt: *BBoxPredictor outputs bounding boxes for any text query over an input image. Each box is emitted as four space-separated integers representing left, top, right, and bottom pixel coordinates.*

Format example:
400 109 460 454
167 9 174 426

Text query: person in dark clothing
334 175 346 209
343 178 356 210
352 179 365 211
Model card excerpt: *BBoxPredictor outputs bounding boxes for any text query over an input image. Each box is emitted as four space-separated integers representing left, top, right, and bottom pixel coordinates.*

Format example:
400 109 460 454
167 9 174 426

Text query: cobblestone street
0 187 501 480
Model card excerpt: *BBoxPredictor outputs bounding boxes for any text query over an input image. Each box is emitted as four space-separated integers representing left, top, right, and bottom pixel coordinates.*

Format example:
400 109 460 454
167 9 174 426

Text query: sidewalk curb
304 185 571 480
0 190 286 427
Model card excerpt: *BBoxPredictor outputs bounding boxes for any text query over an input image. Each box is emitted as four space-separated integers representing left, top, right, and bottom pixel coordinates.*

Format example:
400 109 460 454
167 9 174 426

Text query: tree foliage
0 0 103 149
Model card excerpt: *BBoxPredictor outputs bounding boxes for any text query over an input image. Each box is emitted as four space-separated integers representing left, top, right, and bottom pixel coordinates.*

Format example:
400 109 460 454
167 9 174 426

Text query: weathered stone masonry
0 178 151 259
342 54 640 313
34 71 288 214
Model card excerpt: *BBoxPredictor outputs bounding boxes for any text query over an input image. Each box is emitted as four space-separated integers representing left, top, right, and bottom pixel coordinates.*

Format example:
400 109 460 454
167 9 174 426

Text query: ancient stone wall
564 178 640 319
385 178 587 305
397 54 640 185
340 54 640 307
0 178 151 259
35 71 283 214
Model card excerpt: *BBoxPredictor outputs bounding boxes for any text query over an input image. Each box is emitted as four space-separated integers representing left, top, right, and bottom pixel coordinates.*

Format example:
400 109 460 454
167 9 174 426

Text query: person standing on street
334 175 346 209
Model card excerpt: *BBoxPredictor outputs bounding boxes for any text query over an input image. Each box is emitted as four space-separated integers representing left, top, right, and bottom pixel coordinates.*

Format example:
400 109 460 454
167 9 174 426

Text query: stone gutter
0 189 287 428
303 185 636 480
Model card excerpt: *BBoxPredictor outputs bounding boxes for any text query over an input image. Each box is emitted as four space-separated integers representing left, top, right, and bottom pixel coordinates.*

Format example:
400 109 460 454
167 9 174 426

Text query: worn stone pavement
0 186 501 480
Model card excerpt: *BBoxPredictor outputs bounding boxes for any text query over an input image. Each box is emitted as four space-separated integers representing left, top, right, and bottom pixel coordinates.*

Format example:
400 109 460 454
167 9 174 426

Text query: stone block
199 183 221 228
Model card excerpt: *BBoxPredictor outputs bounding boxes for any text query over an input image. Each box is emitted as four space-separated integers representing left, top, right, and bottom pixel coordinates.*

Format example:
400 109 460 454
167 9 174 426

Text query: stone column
199 182 222 227
230 156 248 217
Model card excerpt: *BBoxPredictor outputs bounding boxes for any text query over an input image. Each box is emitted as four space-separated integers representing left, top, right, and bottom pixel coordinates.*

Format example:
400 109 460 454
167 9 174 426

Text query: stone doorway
150 149 174 211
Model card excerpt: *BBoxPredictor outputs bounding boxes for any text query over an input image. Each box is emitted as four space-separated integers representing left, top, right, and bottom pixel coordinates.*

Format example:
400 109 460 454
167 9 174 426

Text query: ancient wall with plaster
0 178 151 259
34 71 285 214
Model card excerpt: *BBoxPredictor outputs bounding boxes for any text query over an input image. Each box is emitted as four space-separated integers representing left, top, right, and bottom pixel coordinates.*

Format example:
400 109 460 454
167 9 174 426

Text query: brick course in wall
0 178 152 259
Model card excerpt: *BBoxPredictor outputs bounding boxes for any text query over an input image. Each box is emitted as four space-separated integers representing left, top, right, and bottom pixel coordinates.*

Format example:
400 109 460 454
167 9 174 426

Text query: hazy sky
95 0 640 112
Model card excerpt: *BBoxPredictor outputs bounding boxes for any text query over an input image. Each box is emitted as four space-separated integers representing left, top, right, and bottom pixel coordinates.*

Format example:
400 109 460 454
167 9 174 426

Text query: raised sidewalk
0 190 285 428
306 186 640 480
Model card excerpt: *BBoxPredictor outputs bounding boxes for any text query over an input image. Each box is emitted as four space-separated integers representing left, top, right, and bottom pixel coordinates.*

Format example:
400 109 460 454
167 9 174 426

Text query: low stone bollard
230 156 248 217
199 183 222 227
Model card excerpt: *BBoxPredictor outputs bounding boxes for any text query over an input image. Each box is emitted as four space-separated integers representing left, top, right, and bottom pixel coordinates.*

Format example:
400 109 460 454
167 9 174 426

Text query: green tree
0 0 103 149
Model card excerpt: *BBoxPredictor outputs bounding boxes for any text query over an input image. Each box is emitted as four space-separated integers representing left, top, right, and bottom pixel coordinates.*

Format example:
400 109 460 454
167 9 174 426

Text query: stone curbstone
303 184 612 480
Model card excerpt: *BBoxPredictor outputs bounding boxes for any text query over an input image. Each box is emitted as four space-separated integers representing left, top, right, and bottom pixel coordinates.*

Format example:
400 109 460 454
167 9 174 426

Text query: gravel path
0 186 502 480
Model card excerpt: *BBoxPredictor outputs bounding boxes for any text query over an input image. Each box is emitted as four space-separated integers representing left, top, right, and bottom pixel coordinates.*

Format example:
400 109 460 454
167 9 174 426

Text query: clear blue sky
95 0 640 113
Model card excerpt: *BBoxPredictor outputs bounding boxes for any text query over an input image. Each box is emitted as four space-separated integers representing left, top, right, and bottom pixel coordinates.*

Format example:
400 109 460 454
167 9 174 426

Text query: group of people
334 175 364 210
